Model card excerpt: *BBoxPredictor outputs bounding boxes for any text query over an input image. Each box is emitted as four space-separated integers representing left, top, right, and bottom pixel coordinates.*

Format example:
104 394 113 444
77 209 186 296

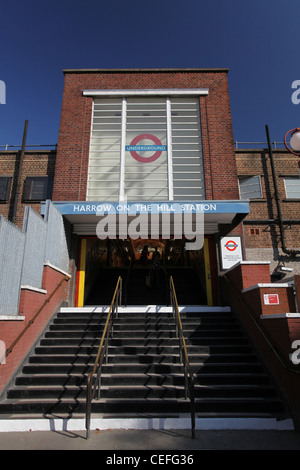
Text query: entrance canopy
41 200 249 236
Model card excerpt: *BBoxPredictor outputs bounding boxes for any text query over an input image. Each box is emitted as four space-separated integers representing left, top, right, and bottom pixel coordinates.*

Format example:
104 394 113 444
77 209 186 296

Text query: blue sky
0 0 299 147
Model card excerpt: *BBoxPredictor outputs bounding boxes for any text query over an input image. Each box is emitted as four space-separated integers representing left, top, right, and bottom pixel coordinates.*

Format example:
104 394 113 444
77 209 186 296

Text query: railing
169 276 195 439
0 144 57 150
234 141 285 149
85 276 123 439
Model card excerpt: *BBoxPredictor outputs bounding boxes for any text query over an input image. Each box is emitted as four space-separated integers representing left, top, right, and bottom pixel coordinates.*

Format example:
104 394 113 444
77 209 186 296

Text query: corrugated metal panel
0 216 25 315
44 200 69 273
21 206 47 288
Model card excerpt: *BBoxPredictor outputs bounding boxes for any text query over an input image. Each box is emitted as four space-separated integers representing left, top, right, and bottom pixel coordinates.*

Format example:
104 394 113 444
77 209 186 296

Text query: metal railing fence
0 200 69 316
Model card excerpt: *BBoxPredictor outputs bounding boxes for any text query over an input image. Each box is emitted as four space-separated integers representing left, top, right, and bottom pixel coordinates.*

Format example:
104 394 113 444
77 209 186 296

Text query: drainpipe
12 119 28 225
266 124 300 256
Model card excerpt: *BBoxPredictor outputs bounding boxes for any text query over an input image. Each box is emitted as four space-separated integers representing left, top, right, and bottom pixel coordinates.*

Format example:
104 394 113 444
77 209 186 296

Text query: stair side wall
0 265 70 396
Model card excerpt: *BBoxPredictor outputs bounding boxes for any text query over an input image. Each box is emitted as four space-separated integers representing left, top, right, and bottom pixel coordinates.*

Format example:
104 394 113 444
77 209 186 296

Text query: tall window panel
87 99 122 201
87 95 205 202
171 98 205 200
125 98 168 201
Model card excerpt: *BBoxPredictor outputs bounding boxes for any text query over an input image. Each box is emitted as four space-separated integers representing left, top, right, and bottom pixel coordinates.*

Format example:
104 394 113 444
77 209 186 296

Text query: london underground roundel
126 134 167 163
224 240 238 251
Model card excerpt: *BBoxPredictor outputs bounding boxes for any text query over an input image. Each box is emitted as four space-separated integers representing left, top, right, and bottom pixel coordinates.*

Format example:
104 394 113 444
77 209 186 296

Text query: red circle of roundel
129 134 163 163
225 240 238 251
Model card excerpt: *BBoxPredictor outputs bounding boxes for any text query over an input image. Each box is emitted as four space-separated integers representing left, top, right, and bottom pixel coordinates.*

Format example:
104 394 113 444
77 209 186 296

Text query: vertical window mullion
119 97 127 201
166 97 173 201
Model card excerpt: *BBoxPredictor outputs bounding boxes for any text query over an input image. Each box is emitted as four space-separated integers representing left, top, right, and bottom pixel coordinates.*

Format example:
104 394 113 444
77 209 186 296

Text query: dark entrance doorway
83 238 208 306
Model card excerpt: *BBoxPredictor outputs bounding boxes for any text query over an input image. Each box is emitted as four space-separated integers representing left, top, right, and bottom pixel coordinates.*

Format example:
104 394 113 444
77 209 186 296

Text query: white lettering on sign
72 203 217 214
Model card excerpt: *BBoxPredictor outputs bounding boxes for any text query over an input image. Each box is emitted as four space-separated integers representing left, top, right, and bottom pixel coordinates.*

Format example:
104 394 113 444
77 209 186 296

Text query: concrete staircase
0 305 288 422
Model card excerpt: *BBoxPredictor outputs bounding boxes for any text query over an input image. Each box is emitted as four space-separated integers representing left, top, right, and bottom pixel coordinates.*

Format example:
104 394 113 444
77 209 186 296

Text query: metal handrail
85 276 122 439
169 276 195 439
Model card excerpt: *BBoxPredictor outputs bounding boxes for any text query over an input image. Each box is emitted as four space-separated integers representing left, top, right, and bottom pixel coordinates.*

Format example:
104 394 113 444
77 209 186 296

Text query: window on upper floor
284 176 300 199
23 176 53 201
238 175 263 199
0 176 12 201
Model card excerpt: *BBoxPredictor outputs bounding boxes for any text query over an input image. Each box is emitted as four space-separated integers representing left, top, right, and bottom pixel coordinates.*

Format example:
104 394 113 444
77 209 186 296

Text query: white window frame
238 175 263 200
284 176 300 199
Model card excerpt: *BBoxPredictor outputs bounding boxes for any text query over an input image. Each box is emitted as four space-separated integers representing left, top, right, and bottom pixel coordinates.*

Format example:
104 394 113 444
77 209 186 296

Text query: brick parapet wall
53 69 240 202
0 264 70 395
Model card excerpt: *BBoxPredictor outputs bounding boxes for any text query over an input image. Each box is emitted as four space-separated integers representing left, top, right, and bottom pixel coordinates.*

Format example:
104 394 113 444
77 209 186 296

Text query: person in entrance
151 247 161 288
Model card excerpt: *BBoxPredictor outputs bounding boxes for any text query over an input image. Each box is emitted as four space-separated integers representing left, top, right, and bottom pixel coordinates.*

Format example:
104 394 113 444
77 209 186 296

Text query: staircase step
0 396 285 416
28 353 258 365
21 362 265 375
15 372 271 387
7 384 278 400
34 344 253 355
40 337 250 347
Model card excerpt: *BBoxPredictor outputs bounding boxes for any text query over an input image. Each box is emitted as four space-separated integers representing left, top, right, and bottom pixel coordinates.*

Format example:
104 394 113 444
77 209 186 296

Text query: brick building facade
53 68 240 202
49 68 250 306
236 146 300 276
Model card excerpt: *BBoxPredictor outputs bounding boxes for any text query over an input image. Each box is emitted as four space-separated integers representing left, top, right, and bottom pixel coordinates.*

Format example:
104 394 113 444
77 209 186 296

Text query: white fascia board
83 88 209 97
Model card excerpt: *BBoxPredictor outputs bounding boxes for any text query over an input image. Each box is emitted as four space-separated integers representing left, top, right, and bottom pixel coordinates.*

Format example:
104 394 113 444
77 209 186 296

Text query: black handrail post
85 276 122 440
169 276 196 440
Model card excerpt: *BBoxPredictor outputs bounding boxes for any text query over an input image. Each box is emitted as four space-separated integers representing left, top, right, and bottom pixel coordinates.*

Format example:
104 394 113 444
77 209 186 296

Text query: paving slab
0 428 299 450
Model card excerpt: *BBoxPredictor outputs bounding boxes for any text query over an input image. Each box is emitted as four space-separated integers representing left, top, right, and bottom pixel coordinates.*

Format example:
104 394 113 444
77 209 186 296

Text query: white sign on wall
220 236 243 270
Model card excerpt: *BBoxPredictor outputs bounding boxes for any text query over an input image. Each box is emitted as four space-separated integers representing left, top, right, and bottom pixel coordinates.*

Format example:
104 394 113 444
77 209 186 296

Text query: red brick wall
242 286 296 317
0 150 56 228
0 265 70 395
53 69 239 202
225 261 271 291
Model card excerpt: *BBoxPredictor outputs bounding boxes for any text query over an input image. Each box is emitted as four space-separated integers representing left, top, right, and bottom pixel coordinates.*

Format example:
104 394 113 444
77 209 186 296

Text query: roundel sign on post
220 236 243 270
126 134 167 163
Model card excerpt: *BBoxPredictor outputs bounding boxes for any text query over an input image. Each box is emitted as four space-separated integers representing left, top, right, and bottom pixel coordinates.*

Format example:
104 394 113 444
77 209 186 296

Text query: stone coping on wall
20 285 47 294
260 313 300 319
44 262 71 278
242 283 290 293
220 260 271 276
0 315 25 321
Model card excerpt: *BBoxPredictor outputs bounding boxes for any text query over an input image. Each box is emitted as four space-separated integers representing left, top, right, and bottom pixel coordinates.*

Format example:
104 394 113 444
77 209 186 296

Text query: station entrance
75 236 218 308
